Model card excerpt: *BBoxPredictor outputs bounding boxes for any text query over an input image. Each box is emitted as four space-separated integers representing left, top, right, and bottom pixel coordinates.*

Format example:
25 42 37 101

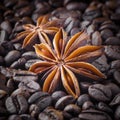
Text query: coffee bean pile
0 0 120 120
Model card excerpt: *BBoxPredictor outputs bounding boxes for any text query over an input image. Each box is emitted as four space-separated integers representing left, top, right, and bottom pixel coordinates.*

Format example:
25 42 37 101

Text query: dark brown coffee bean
8 115 22 120
111 60 120 69
114 71 120 85
11 88 30 98
105 46 120 59
92 55 109 72
0 30 8 44
28 91 52 111
5 50 21 66
82 101 94 110
79 109 112 120
92 31 102 45
101 29 113 40
64 104 81 116
81 21 90 29
105 37 120 45
114 105 120 120
105 83 120 96
97 102 113 113
87 24 95 36
18 80 41 93
38 107 63 120
0 20 12 34
5 95 28 114
110 93 120 106
77 94 90 107
88 84 112 102
25 59 40 69
20 114 35 120
10 57 26 69
29 104 40 118
52 91 66 104
55 95 75 110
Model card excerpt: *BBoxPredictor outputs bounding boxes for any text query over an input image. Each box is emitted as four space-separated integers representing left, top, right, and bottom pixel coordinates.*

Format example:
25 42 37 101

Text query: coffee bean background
0 0 120 120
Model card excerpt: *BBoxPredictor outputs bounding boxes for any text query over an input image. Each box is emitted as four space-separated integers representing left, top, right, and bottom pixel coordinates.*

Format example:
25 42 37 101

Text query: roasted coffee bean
0 20 12 34
10 57 26 69
80 82 92 93
70 27 80 36
77 94 90 107
109 93 120 106
105 83 120 96
105 37 120 45
63 111 72 119
0 30 8 44
82 101 94 110
91 31 102 45
29 104 40 118
114 70 120 85
8 115 22 120
87 24 95 36
101 29 113 40
5 95 28 114
79 109 112 120
105 46 120 59
11 88 31 98
22 51 38 60
64 104 81 116
88 84 112 102
28 91 52 111
18 80 41 93
20 114 35 120
5 50 21 66
25 59 40 69
38 107 63 120
97 102 113 113
13 43 22 50
92 55 109 72
114 105 120 120
55 95 75 110
111 60 120 69
52 91 66 104
81 21 90 29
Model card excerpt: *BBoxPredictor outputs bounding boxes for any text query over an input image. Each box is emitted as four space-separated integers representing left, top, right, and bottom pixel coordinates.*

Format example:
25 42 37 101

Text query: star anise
11 15 62 48
29 29 106 98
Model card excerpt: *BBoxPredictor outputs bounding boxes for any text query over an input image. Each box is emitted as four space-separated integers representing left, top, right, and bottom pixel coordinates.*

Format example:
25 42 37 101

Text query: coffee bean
114 71 120 85
52 91 66 104
88 84 112 102
92 31 102 45
105 83 120 96
111 60 120 69
63 111 72 119
79 109 112 120
5 95 28 114
101 29 113 40
77 94 90 107
8 115 22 120
110 93 120 106
28 91 52 111
80 82 92 93
114 105 120 120
0 30 8 44
97 102 113 113
55 95 75 110
38 107 63 120
18 80 41 93
105 46 120 60
105 37 120 45
5 50 21 66
87 24 95 36
82 101 94 110
0 20 12 34
13 43 22 50
10 57 26 69
70 27 80 36
64 104 81 116
20 114 35 120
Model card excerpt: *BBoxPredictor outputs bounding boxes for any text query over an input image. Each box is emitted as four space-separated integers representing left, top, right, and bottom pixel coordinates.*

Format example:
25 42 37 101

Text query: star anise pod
11 15 62 48
29 29 106 98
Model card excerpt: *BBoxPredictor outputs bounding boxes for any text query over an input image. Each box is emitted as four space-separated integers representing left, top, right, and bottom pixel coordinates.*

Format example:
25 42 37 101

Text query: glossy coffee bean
55 95 75 110
5 95 28 114
88 84 112 102
114 71 120 85
79 109 112 120
82 101 94 110
28 91 52 111
38 107 63 120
